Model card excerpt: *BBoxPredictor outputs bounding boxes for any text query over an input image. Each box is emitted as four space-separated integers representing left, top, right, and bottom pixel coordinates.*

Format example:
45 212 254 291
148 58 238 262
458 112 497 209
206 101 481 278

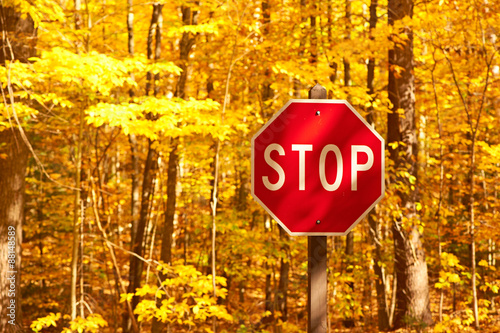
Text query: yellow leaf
448 273 460 283
120 293 134 303
478 260 488 267
388 142 398 149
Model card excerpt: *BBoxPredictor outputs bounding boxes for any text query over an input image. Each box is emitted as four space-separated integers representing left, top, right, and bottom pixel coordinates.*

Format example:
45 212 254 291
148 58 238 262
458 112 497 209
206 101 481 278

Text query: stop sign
251 100 385 236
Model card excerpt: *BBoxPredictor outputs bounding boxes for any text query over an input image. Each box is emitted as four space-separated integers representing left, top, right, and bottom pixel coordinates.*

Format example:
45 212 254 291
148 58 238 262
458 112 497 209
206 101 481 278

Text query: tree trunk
0 129 28 332
70 0 85 320
128 134 140 255
261 0 274 313
70 109 84 320
391 223 432 329
343 232 355 328
327 0 337 84
276 226 290 324
152 5 196 332
0 7 35 332
293 0 307 98
123 4 164 332
0 7 37 64
263 215 273 325
387 0 433 329
174 6 198 99
145 3 164 97
309 3 318 65
368 213 391 330
469 136 479 329
366 0 377 125
157 0 197 279
342 10 355 325
123 1 141 326
125 138 157 327
126 0 140 269
160 3 197 265
261 0 273 117
366 0 391 330
343 0 351 87
160 142 178 265
126 0 134 57
74 0 82 31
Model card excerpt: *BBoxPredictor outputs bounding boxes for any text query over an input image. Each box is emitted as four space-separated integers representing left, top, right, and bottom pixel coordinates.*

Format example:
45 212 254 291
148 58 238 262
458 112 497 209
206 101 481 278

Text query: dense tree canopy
1 0 500 331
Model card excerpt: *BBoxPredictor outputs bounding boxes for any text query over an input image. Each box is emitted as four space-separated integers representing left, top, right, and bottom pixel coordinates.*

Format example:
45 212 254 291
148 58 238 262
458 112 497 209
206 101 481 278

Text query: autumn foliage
1 0 500 332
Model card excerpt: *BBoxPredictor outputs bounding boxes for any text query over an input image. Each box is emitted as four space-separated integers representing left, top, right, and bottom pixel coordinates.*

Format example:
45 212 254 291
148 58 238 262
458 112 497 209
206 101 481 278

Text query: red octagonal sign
252 100 385 236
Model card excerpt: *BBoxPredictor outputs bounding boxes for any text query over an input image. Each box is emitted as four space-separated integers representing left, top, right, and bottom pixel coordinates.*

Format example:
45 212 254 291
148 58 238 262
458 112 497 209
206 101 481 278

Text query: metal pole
307 83 328 333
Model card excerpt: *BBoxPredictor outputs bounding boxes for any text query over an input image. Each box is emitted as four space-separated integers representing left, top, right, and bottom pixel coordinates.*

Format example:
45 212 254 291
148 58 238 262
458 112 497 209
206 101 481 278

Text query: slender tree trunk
145 3 163 97
123 5 163 332
70 109 84 320
152 5 196 333
263 215 273 325
157 3 197 268
430 54 446 323
327 0 337 84
470 141 479 329
261 0 273 117
126 138 157 325
158 0 197 278
160 142 178 266
366 0 377 124
343 12 355 325
276 226 290 325
343 231 355 328
387 0 432 329
123 0 141 327
69 0 85 317
210 138 220 333
128 134 140 254
126 0 134 57
366 0 390 329
309 3 318 65
293 0 307 98
74 0 82 29
73 0 83 52
343 0 351 87
158 3 197 268
126 0 140 264
174 6 198 99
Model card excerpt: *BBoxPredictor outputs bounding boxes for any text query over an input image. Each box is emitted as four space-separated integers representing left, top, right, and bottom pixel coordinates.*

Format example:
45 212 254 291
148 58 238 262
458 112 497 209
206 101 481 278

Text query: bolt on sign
251 99 385 236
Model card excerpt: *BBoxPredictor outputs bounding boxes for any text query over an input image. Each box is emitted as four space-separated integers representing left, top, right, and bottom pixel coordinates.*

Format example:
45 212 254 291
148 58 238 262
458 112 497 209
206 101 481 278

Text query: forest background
0 0 500 332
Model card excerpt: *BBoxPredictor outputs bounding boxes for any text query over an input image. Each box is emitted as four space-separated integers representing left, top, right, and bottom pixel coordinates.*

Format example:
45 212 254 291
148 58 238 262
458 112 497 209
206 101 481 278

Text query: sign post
251 83 385 332
307 84 328 333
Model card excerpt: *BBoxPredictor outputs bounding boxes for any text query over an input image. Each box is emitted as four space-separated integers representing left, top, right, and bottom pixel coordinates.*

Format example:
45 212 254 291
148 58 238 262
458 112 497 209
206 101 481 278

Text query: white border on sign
251 99 385 237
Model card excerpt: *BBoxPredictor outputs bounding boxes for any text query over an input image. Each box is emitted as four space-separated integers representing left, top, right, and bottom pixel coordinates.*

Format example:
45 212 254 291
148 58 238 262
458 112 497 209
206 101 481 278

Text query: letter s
263 144 285 191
